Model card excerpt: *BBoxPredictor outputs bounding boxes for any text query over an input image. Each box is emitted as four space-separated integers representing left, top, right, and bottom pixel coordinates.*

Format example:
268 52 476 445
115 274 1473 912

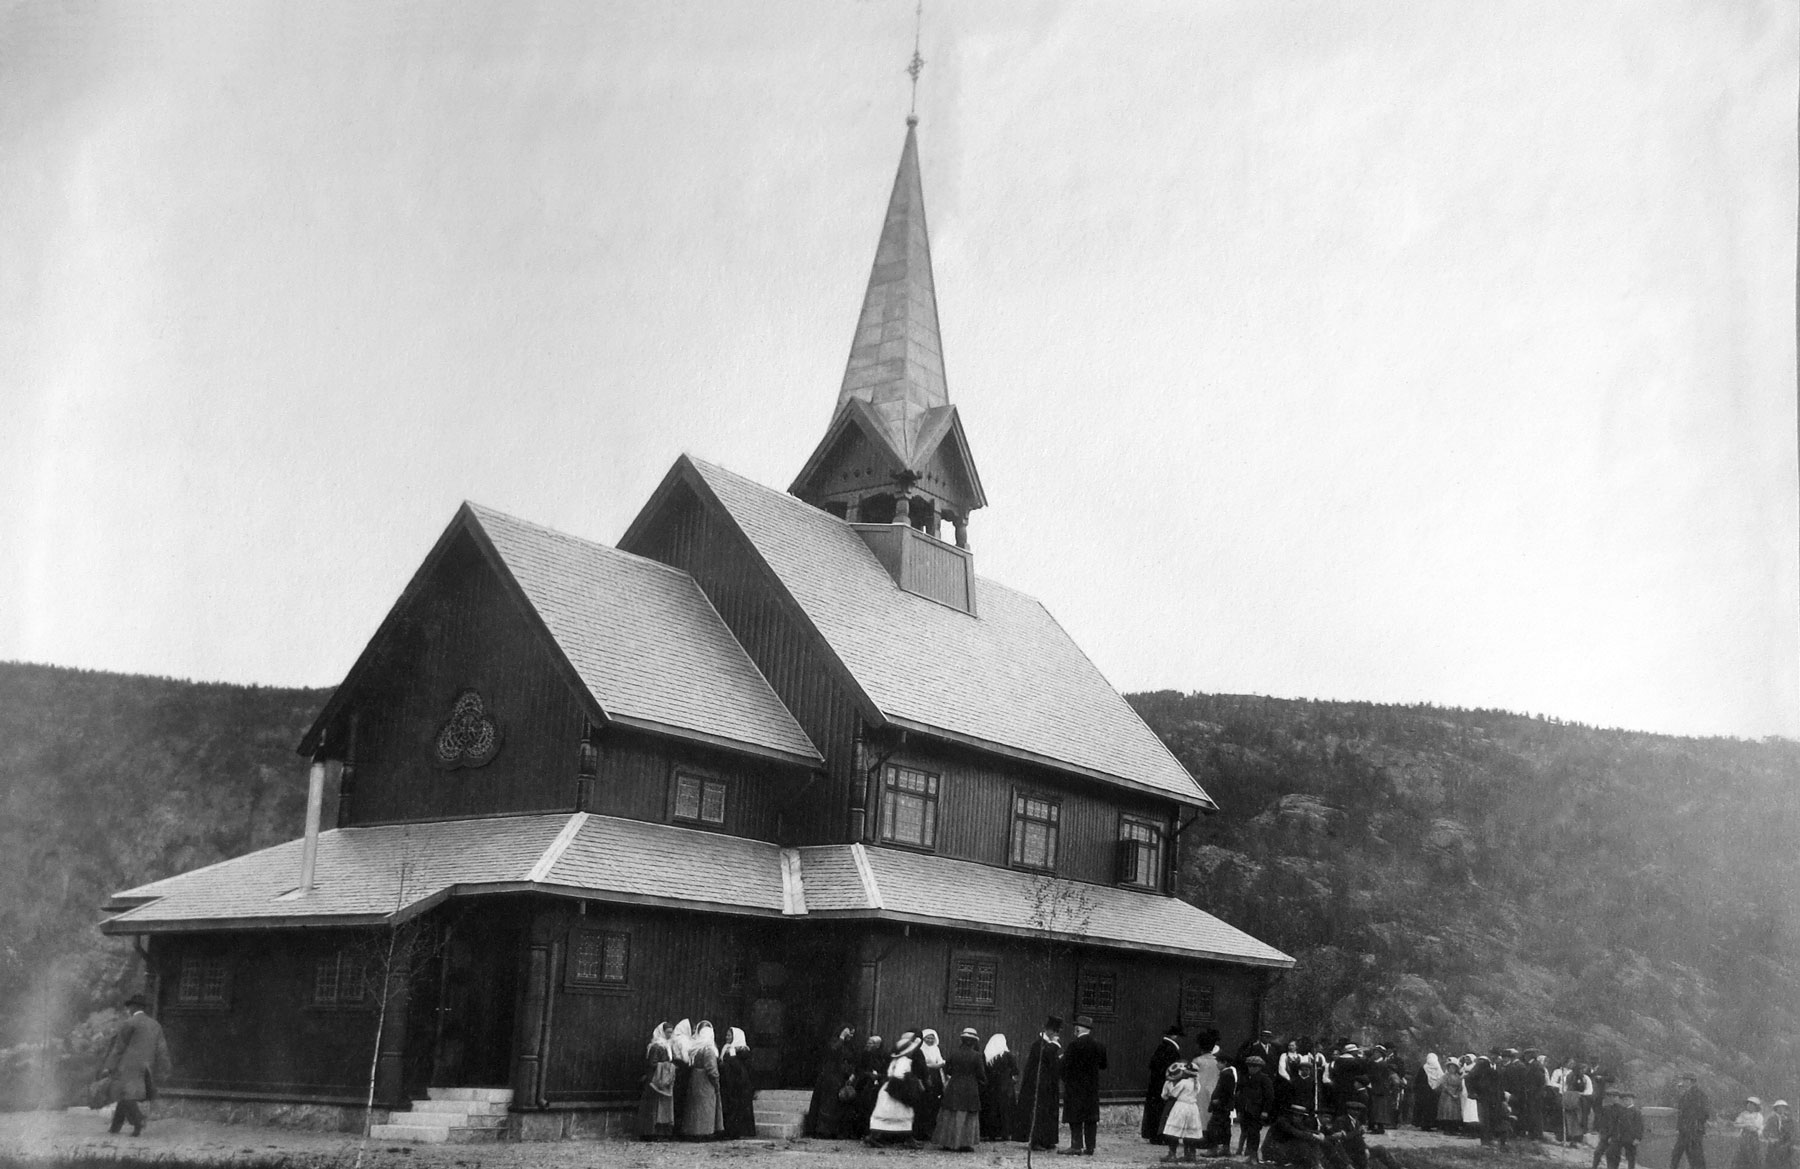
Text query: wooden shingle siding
624 483 862 844
343 532 587 825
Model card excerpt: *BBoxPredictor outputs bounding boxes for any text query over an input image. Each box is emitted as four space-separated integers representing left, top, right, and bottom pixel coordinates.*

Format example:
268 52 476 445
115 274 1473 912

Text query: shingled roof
672 457 1212 806
301 503 820 767
101 816 1289 967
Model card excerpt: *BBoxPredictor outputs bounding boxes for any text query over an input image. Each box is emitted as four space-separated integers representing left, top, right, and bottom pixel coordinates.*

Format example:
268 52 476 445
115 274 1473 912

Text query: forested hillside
1138 691 1799 1100
0 662 1793 1106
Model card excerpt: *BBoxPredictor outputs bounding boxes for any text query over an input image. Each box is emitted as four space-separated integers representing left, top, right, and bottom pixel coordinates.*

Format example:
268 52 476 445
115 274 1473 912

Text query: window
880 765 939 849
311 950 369 1007
568 930 630 988
673 772 726 825
1009 793 1060 871
1180 976 1215 1028
1077 968 1119 1018
948 953 999 1011
1117 818 1164 889
175 955 229 1008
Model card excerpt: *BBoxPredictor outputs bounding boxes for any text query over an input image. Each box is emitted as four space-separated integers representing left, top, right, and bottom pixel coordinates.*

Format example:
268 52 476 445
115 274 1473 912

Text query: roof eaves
606 712 821 767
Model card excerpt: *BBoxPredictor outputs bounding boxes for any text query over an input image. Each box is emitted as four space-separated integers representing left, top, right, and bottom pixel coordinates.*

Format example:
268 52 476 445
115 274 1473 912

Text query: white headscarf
922 1029 946 1069
693 1021 719 1059
1424 1053 1445 1090
648 1022 672 1062
671 1018 693 1063
985 1034 1009 1064
725 1027 749 1056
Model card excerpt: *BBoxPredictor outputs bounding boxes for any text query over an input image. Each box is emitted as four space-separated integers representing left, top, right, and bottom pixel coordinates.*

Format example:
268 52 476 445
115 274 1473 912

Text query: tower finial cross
906 0 924 121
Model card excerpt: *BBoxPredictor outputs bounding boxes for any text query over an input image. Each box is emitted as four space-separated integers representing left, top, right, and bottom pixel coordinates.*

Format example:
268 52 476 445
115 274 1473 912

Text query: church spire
835 119 948 461
791 117 986 547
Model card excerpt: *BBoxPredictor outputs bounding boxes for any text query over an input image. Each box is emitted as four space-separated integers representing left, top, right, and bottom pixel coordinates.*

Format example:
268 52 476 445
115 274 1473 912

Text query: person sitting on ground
1263 1101 1329 1169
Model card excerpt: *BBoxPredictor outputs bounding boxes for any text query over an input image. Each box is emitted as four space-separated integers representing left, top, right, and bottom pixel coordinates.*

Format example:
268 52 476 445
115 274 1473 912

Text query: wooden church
102 116 1291 1135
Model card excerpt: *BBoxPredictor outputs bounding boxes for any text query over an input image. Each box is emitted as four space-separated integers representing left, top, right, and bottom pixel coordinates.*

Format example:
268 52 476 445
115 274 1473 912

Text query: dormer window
1009 792 1060 872
672 772 727 826
879 765 939 849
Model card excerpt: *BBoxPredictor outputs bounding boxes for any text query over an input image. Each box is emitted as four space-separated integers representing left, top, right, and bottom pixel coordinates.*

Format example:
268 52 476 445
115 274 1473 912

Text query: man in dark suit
1061 1015 1108 1155
101 992 172 1137
1015 1016 1065 1150
1239 1030 1280 1071
1144 1025 1186 1143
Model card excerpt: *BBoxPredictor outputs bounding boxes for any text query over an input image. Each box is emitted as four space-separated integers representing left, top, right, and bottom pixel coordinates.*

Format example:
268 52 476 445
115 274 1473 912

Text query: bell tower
790 116 986 551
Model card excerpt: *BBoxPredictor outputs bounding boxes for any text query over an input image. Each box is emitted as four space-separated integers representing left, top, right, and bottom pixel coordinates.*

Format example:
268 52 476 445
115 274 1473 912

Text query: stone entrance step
753 1088 811 1140
368 1086 514 1144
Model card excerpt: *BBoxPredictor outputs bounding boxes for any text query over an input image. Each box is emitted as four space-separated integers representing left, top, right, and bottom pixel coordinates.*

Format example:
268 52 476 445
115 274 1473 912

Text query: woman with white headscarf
1413 1053 1443 1130
913 1028 947 1139
719 1027 757 1139
678 1021 725 1139
637 1022 677 1140
981 1033 1018 1142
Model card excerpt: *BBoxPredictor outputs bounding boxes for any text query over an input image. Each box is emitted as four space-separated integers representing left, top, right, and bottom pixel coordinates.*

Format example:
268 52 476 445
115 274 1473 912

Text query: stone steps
368 1086 514 1144
754 1088 811 1140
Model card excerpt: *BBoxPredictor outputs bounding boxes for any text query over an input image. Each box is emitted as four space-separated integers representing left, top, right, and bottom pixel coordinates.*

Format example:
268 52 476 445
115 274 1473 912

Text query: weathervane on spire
906 0 924 124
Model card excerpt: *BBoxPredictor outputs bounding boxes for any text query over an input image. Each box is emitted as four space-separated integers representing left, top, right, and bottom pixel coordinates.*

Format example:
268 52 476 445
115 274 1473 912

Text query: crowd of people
635 1019 758 1140
639 1016 1795 1168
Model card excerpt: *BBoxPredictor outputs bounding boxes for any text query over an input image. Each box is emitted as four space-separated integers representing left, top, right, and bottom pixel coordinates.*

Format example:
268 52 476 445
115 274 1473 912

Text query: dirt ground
0 1108 1603 1169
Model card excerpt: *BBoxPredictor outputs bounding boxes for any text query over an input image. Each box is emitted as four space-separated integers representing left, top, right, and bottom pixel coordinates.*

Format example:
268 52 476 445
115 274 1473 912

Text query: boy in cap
1605 1090 1644 1169
1238 1055 1276 1161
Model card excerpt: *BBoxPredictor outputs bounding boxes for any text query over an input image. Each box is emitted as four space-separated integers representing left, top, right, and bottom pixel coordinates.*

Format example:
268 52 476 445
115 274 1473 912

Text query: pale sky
2 1 1796 740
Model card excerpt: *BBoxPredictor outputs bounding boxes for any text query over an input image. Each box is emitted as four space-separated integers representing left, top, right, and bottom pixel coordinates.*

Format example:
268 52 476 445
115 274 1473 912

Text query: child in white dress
1164 1058 1209 1162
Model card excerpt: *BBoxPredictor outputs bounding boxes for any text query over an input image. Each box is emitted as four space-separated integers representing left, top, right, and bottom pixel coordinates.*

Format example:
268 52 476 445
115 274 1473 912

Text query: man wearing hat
1765 1100 1792 1169
1239 1030 1280 1072
1592 1088 1626 1169
1061 1015 1108 1155
1239 1054 1277 1161
1145 1025 1187 1143
99 992 171 1137
1671 1074 1712 1169
1014 1015 1065 1150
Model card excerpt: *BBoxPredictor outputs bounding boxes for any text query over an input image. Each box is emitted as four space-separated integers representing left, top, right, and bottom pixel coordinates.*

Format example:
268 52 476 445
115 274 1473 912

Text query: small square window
673 773 727 825
175 955 230 1008
311 951 369 1007
948 954 998 1011
880 766 940 849
1077 968 1118 1018
1180 976 1215 1028
568 930 630 988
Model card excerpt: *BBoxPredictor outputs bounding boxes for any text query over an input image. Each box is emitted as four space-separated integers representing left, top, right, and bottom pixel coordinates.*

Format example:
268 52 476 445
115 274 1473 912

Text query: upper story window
1117 817 1165 890
175 955 230 1009
1009 792 1060 871
311 950 369 1007
880 765 939 849
673 772 726 825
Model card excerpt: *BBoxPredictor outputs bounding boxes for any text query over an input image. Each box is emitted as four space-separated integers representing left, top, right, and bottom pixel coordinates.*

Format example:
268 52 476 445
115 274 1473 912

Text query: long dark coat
1143 1037 1184 1141
101 1012 171 1103
848 1045 887 1137
719 1049 756 1139
941 1045 987 1115
1013 1036 1063 1146
1062 1033 1108 1125
805 1037 854 1138
981 1050 1018 1141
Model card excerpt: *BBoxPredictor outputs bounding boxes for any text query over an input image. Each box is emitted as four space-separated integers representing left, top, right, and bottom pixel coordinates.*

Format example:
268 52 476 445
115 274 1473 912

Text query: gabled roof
789 397 987 511
300 503 820 767
635 457 1213 807
102 815 1291 969
797 843 1293 968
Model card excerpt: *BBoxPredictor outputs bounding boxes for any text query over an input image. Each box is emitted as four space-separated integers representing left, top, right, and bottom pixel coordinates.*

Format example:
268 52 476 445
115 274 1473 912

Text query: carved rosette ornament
433 689 502 769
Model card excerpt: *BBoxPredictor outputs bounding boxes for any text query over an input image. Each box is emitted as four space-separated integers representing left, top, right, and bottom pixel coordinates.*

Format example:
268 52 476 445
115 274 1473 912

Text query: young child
1606 1090 1644 1169
1163 1059 1208 1162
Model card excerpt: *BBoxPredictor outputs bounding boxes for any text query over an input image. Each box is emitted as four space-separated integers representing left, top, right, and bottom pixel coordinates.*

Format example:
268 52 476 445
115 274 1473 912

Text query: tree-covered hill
1137 690 1799 1100
0 662 1793 1106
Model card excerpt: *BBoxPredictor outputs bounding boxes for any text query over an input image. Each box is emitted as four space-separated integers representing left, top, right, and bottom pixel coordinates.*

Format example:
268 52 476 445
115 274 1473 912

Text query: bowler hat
1074 1015 1094 1028
1044 1015 1064 1032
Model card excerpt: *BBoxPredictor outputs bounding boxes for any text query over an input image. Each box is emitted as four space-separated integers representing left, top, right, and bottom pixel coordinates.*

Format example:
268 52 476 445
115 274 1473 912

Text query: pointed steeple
792 119 986 550
838 117 949 462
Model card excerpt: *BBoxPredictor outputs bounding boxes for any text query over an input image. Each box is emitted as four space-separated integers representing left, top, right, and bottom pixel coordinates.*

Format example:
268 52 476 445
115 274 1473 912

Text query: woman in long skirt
981 1034 1017 1142
1412 1054 1442 1131
932 1028 987 1151
1437 1059 1464 1135
913 1029 947 1140
719 1027 757 1138
806 1026 855 1138
670 1019 694 1132
637 1022 677 1140
1734 1100 1767 1169
679 1021 725 1139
